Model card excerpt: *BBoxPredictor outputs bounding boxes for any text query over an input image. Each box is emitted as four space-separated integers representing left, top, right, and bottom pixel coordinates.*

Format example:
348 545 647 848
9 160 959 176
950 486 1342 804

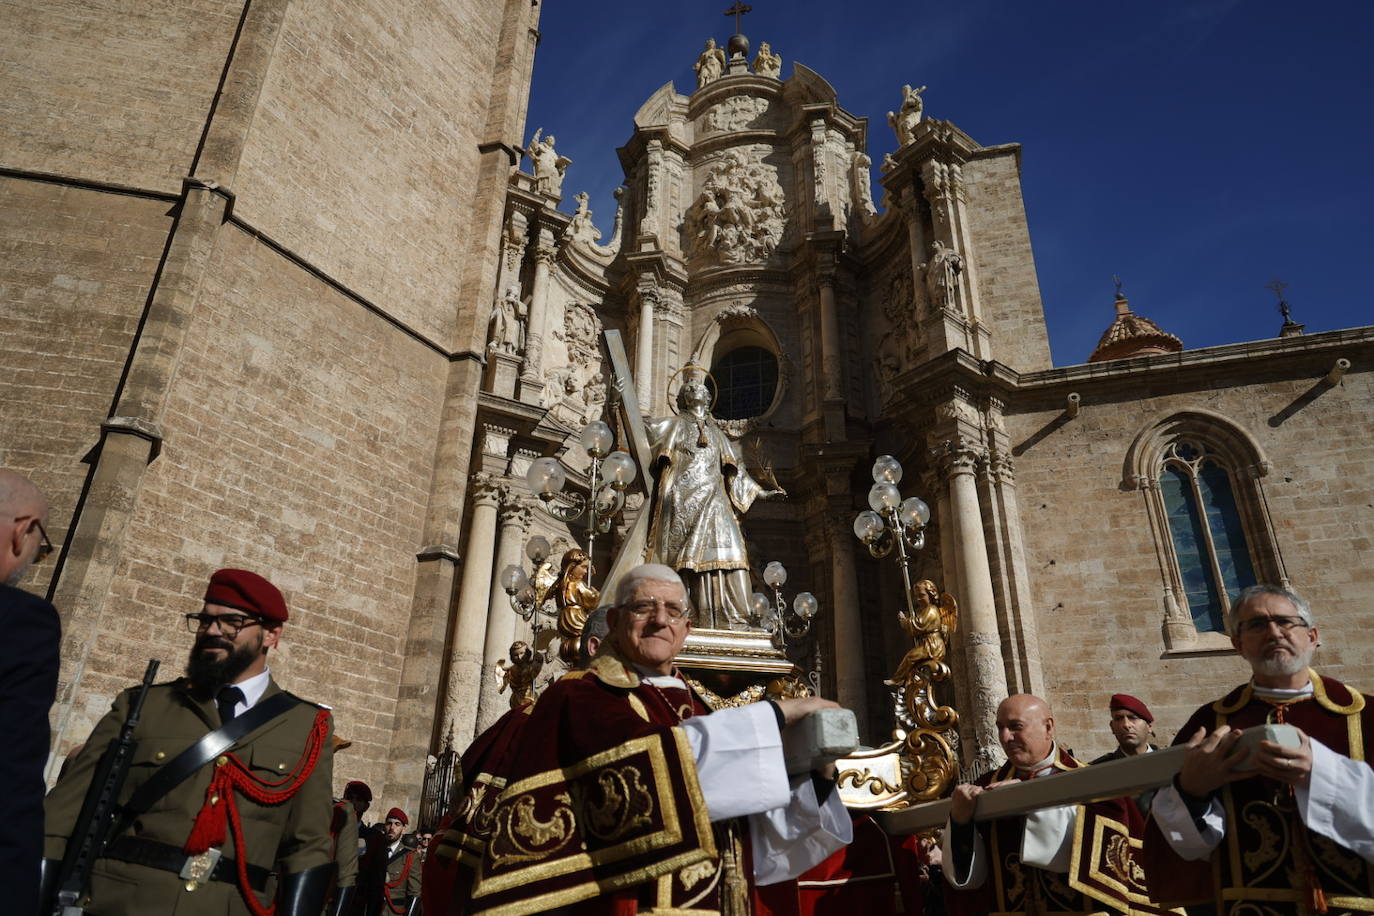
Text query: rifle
50 659 160 916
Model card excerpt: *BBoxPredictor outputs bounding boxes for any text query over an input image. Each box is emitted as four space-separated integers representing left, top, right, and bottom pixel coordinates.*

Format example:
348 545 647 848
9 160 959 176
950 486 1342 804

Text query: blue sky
523 1 1373 366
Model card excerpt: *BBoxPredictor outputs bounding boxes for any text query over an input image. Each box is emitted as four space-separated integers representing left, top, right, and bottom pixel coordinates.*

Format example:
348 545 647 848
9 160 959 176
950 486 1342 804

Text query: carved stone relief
546 301 607 427
567 192 602 245
874 267 919 395
685 148 787 265
701 95 769 134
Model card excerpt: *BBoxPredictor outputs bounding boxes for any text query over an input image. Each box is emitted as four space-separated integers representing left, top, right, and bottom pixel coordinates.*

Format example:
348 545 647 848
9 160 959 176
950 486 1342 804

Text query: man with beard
42 568 336 915
0 469 60 915
358 808 422 915
1144 584 1374 914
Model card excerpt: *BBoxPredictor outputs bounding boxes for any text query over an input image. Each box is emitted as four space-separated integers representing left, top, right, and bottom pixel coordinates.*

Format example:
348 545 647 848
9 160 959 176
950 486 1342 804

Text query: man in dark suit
0 468 61 915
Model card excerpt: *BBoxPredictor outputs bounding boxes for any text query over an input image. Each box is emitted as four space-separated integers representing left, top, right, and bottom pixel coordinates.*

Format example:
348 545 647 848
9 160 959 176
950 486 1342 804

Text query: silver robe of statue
644 380 778 629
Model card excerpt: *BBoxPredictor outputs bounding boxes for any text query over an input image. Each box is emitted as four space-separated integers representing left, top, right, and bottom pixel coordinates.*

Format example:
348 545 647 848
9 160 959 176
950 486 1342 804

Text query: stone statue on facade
643 377 785 629
567 191 602 245
752 41 782 78
487 286 527 355
526 128 571 197
921 239 963 311
887 84 927 147
694 38 726 89
852 151 877 218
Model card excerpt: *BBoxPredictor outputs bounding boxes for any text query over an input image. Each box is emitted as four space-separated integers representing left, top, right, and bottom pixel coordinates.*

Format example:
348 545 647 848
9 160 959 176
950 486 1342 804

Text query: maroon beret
344 780 372 802
386 807 409 826
204 568 288 623
1109 693 1153 723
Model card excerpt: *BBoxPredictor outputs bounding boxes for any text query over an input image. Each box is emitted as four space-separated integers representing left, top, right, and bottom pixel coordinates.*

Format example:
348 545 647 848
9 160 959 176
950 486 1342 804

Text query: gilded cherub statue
496 640 544 709
885 579 958 687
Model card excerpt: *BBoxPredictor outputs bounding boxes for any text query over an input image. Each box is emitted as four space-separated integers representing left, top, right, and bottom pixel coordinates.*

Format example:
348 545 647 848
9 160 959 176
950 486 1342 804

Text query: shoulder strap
114 691 301 833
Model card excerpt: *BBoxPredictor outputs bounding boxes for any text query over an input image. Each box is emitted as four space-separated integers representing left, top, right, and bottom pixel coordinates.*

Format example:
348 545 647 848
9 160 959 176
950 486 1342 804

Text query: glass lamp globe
578 421 614 458
868 482 901 512
515 585 535 605
525 457 566 497
593 484 624 516
750 591 772 619
793 592 818 619
763 561 787 588
601 451 637 488
499 564 529 594
872 455 903 485
853 510 883 542
525 535 552 564
899 496 931 529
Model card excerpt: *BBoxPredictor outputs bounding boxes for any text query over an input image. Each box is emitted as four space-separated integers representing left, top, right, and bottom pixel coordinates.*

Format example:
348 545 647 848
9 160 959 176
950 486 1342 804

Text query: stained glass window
1160 441 1257 633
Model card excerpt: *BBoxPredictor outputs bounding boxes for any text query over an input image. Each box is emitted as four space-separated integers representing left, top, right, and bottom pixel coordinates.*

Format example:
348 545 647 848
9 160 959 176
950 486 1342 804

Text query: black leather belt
103 837 270 892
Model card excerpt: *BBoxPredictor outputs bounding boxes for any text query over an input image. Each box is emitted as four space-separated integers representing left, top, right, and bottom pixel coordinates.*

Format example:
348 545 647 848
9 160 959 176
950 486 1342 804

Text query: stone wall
1007 336 1374 759
962 147 1053 373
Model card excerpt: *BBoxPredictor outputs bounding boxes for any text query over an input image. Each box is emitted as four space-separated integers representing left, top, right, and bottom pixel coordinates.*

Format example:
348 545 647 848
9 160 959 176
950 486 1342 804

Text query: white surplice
643 676 852 885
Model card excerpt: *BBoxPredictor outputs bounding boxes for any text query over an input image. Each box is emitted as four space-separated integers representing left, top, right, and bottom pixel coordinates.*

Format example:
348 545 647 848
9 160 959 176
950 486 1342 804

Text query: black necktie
217 686 244 724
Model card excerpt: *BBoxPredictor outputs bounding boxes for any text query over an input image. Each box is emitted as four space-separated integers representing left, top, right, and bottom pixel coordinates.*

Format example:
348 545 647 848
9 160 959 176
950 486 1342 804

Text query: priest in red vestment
437 563 852 916
1144 584 1374 916
942 694 1177 916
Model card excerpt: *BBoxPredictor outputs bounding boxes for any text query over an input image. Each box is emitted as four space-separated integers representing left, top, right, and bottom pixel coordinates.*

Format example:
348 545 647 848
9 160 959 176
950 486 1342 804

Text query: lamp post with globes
522 419 637 564
852 455 931 616
749 560 820 682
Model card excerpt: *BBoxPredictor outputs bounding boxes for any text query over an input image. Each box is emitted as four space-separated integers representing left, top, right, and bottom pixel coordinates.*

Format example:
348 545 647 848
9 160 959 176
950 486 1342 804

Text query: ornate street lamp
749 560 820 691
523 419 637 563
852 455 930 613
498 535 560 640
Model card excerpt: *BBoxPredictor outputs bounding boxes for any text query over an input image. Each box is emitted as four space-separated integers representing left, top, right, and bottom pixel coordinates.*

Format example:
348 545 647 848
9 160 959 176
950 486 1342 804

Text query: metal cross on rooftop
724 2 752 32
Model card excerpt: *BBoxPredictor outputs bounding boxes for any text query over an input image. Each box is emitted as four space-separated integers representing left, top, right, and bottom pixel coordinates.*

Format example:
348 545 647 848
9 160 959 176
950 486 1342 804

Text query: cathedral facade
5 3 1371 813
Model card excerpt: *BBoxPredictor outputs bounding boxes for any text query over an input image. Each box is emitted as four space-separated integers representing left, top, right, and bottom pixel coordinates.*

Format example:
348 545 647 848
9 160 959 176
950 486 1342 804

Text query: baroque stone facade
5 9 1371 819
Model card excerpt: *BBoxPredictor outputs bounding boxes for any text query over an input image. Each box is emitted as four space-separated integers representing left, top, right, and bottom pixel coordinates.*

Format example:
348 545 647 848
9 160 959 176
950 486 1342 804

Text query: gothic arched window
1159 441 1258 633
1125 411 1289 652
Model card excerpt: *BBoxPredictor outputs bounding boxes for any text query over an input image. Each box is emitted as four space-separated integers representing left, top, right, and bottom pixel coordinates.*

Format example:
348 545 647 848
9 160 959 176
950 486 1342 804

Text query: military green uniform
359 834 422 915
45 676 335 915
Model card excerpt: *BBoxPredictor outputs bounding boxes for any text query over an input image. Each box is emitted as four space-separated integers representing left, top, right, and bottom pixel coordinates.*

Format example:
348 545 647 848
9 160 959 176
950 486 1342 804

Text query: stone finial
1268 278 1305 338
1087 288 1183 362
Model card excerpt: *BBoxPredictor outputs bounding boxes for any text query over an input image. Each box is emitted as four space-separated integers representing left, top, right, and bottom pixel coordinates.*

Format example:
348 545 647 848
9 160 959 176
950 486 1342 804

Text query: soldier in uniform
328 781 373 915
358 807 421 915
42 568 336 915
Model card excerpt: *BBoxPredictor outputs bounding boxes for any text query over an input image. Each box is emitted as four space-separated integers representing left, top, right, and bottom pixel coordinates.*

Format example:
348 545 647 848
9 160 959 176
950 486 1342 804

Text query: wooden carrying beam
875 746 1188 834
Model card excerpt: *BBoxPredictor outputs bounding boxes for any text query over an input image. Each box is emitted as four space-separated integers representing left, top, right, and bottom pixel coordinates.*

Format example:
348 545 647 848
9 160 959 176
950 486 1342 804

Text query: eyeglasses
624 598 690 620
13 516 54 562
185 612 263 637
1236 615 1310 636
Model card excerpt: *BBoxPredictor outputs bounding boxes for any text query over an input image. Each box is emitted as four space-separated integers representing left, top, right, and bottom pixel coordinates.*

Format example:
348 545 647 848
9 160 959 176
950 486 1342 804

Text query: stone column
634 288 656 400
518 228 557 404
826 513 868 733
940 440 1007 768
475 497 533 732
444 475 504 748
818 275 843 403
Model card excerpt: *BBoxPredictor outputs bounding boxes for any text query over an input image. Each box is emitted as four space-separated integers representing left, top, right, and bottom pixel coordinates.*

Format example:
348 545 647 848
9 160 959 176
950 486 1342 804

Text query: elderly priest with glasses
42 568 337 915
1144 584 1374 915
440 563 852 916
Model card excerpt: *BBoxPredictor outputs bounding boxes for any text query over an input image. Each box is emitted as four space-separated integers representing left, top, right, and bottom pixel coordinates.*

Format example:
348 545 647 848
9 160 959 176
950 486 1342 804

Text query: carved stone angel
752 41 782 78
496 640 544 708
886 84 927 147
885 579 958 687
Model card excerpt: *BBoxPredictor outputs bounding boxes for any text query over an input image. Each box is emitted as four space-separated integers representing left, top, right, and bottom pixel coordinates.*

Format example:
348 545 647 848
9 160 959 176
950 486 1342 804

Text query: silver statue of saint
644 379 784 629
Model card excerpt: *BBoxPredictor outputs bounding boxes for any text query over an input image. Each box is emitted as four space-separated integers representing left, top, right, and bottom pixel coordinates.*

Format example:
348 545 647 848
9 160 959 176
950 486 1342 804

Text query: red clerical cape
945 748 1178 916
435 653 742 916
1143 670 1374 916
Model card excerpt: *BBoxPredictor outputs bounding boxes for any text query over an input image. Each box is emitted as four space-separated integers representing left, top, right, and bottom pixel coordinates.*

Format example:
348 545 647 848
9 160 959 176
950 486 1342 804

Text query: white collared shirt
221 667 271 718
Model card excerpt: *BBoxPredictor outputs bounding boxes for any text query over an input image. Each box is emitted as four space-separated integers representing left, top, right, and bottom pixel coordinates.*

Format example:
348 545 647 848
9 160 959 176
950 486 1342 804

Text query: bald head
0 469 50 586
996 694 1056 770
